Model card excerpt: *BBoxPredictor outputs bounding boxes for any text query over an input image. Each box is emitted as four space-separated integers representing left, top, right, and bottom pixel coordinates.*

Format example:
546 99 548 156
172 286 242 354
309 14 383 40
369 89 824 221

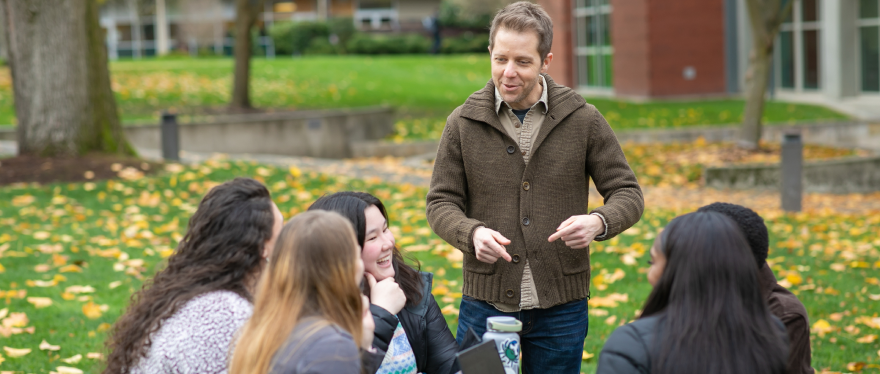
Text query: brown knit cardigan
426 75 644 308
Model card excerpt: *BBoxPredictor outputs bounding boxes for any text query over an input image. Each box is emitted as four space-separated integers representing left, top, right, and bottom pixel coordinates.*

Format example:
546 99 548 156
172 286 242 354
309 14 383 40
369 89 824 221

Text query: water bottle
482 316 522 374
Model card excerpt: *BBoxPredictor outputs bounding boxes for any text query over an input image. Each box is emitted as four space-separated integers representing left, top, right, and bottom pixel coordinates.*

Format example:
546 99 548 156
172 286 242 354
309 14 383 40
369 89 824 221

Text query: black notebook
455 339 507 374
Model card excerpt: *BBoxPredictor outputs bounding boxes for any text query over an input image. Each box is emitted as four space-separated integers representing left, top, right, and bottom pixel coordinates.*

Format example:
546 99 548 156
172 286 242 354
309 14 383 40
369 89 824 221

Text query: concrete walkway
4 141 879 214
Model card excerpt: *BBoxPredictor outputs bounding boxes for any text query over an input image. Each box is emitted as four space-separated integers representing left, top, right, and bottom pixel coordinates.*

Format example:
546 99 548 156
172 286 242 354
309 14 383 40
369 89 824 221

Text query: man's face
490 28 553 110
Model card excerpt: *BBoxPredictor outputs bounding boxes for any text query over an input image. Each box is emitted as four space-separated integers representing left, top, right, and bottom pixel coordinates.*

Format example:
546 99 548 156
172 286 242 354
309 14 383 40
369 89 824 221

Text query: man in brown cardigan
425 2 643 372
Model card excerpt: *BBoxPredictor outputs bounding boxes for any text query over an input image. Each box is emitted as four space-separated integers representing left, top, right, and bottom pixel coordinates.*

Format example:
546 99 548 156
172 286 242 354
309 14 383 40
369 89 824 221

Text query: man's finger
491 231 511 245
488 242 512 262
476 250 499 263
548 223 580 242
564 239 590 249
556 216 577 231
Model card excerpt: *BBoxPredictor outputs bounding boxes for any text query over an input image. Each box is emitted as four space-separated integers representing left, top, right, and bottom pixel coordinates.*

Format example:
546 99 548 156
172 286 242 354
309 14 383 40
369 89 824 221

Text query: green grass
0 56 850 139
0 160 878 373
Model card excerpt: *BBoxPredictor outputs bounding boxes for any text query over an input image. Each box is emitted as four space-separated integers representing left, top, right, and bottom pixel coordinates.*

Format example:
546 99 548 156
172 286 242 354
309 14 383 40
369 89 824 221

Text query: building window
859 0 880 92
776 0 821 90
574 0 612 89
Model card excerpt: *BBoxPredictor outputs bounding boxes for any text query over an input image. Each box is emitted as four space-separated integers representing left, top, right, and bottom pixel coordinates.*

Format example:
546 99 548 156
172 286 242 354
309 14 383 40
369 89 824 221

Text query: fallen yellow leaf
0 309 6 320
588 293 629 308
847 362 865 372
109 281 123 289
82 301 103 319
432 286 449 296
856 334 877 343
28 279 57 287
785 273 803 286
87 352 104 360
811 319 833 336
65 285 95 294
856 316 880 329
60 354 82 364
2 312 28 327
582 351 594 361
440 304 459 317
3 346 31 357
58 265 82 273
61 292 75 301
56 367 84 374
605 315 618 325
589 309 609 317
34 264 51 272
39 340 60 351
26 297 53 309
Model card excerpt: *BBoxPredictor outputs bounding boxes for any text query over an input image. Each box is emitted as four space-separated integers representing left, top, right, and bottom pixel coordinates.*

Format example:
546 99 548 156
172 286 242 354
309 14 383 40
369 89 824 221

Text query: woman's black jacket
370 272 459 374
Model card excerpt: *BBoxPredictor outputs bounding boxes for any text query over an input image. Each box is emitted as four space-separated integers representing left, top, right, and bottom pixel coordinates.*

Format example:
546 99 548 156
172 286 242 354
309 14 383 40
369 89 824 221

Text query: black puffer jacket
370 272 459 374
597 313 788 374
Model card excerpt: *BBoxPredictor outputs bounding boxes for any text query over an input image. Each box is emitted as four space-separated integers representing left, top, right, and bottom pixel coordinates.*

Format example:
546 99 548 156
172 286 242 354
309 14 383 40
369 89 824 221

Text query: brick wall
646 0 725 96
544 0 726 97
610 0 650 96
538 0 574 88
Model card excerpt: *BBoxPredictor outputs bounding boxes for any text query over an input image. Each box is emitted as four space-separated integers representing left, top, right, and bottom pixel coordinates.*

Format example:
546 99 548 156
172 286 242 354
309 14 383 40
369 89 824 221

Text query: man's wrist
590 213 608 239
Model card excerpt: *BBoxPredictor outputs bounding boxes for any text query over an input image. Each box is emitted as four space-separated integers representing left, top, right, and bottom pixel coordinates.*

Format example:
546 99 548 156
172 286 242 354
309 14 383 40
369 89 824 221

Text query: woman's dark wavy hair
308 192 424 308
640 211 788 374
103 178 276 374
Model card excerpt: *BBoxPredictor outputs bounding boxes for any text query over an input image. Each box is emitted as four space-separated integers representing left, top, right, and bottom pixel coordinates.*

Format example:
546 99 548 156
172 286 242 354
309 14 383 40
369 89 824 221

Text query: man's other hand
473 227 512 264
548 215 605 249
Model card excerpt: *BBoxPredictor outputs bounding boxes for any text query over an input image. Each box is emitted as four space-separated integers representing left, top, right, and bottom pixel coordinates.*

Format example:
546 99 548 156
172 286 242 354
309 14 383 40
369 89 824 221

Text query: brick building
538 0 880 116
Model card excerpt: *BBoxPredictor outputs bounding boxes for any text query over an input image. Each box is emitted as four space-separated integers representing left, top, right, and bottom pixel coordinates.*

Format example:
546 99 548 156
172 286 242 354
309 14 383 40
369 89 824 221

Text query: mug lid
487 316 522 332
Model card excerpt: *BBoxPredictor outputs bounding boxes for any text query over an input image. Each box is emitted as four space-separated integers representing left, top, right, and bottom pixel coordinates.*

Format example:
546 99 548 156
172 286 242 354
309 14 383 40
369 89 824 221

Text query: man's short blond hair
489 1 554 60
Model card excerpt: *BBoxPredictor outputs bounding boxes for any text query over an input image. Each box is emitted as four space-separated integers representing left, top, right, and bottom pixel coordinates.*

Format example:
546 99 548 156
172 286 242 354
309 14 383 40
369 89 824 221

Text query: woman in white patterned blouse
103 177 284 374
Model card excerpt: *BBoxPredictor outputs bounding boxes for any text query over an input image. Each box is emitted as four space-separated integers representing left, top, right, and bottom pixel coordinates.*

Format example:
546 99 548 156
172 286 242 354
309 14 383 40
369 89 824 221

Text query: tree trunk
740 0 794 150
740 41 771 149
3 0 133 157
230 0 263 110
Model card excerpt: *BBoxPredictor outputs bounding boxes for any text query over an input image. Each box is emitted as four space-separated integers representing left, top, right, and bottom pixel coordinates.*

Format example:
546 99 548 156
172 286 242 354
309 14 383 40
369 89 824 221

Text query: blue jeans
456 296 589 374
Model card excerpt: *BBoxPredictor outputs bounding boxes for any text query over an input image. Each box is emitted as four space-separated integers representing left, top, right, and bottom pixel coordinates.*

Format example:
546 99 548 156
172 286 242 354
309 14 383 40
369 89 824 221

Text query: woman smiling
309 192 459 374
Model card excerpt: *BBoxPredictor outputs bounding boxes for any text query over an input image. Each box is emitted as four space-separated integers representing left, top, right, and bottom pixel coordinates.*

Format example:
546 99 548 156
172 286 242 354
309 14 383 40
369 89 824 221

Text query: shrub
441 33 489 54
270 21 331 55
346 34 430 55
328 17 357 53
304 38 342 55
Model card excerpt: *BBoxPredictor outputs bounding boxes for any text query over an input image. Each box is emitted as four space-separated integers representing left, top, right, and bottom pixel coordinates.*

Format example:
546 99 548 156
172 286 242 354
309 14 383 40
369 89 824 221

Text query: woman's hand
360 295 375 350
366 272 406 315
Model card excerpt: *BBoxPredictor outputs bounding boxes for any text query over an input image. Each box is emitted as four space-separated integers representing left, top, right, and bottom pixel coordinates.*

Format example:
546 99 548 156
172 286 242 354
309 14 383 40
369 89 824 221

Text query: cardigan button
512 254 520 263
506 289 515 298
522 217 530 226
507 145 515 154
522 181 530 191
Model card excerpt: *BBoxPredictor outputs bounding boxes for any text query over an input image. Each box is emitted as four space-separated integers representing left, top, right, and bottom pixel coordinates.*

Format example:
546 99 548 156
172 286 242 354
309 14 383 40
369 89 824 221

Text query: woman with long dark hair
104 178 284 374
230 210 383 374
596 211 789 374
309 192 459 374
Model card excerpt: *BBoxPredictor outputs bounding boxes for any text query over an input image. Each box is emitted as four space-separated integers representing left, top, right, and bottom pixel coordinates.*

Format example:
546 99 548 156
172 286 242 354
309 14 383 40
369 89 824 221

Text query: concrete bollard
781 132 803 212
161 111 180 161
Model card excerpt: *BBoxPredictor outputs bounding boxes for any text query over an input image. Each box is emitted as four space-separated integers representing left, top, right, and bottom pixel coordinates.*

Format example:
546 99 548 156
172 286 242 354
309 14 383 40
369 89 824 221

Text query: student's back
270 319 366 374
597 211 788 374
104 178 283 374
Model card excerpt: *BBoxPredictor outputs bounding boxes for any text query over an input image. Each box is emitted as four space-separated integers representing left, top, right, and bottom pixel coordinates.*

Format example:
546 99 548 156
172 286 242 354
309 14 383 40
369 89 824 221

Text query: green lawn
0 56 850 139
0 160 878 373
